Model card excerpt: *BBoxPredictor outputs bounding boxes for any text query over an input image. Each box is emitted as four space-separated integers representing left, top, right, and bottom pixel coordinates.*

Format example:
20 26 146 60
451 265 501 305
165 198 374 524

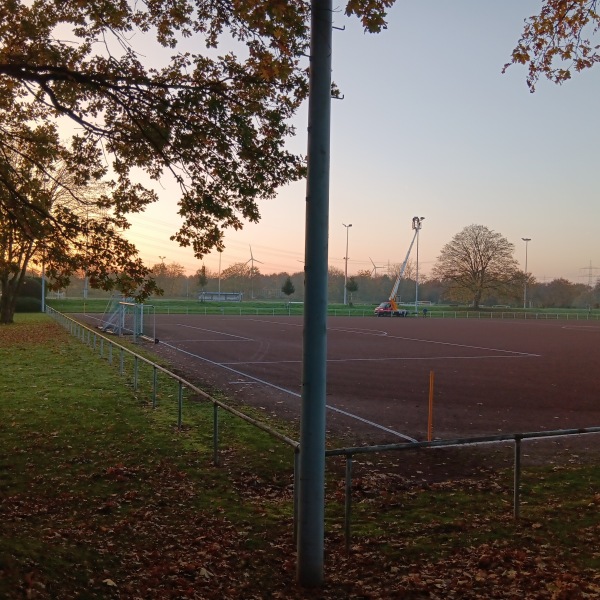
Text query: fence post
152 366 158 408
344 454 353 554
177 382 183 429
213 403 219 466
514 436 522 519
134 356 139 391
119 348 124 375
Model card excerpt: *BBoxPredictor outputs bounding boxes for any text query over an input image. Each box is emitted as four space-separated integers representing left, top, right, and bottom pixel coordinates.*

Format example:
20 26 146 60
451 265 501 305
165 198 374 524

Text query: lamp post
522 237 531 309
343 223 352 305
413 217 425 315
218 250 222 295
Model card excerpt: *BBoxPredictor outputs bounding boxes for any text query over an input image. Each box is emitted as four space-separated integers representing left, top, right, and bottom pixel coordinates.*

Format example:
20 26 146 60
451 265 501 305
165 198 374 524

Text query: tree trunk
0 256 31 324
0 279 18 324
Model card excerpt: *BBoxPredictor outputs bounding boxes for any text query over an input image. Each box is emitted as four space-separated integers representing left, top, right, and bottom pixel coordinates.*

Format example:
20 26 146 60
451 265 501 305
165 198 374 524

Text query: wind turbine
369 257 384 277
246 245 263 299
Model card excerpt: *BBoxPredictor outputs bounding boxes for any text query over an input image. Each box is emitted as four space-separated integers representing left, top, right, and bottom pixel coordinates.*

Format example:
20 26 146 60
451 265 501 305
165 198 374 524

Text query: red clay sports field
143 314 600 446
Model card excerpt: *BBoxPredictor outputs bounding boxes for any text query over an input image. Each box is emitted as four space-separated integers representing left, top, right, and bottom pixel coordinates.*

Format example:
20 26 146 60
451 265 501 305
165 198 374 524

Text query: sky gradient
125 1 599 286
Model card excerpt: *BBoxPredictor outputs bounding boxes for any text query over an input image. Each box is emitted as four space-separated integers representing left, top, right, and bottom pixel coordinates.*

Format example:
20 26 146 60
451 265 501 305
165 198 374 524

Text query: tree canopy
432 224 521 309
1 0 593 322
0 0 400 320
505 0 600 91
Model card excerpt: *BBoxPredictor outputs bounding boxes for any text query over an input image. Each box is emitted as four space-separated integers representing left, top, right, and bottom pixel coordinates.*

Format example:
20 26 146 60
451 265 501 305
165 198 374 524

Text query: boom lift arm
374 217 424 317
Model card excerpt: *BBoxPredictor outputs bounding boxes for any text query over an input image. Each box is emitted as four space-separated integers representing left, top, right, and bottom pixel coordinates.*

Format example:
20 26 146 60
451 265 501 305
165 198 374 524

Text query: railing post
134 356 139 391
514 436 522 519
120 348 124 375
213 403 219 466
345 454 353 554
177 382 183 429
152 366 158 408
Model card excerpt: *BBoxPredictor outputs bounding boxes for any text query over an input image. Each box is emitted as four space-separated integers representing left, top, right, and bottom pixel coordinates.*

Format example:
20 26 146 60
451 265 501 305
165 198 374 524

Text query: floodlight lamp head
522 237 531 242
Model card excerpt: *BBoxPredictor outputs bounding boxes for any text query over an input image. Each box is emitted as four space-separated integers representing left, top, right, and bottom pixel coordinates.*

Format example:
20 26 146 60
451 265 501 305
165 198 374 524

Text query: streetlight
342 223 352 305
413 217 425 315
522 237 531 309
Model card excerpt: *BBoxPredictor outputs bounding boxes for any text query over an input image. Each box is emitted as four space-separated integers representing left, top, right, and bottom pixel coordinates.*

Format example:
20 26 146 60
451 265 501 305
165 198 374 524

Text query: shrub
16 296 42 313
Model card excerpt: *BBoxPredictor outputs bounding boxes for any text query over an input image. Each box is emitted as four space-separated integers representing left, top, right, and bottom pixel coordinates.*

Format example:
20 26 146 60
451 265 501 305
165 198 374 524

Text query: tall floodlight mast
413 217 425 315
343 223 352 305
298 0 332 587
522 238 531 309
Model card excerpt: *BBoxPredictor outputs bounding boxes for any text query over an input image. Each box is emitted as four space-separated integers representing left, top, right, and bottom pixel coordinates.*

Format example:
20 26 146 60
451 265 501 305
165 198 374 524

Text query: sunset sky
125 1 600 285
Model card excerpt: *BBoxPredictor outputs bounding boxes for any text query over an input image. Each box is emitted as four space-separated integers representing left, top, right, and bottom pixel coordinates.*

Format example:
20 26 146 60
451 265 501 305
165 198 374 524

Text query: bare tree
432 224 521 309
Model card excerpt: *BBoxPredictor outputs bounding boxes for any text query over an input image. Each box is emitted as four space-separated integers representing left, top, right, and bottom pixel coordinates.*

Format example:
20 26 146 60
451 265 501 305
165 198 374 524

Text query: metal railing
46 306 600 554
327 427 600 552
45 307 300 464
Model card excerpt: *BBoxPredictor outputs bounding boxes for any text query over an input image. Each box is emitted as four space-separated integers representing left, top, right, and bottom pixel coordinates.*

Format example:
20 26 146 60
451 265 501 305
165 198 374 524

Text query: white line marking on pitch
160 338 252 343
240 318 536 356
176 324 254 341
221 354 538 366
160 341 417 443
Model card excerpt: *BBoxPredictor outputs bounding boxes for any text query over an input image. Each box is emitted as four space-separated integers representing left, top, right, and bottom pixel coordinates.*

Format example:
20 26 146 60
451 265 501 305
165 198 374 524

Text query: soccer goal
99 298 157 343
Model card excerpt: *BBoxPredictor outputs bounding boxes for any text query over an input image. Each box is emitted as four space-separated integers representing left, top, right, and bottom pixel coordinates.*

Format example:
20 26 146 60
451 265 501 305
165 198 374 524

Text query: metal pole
522 238 531 309
178 382 183 429
218 251 222 295
213 403 219 466
413 217 424 315
514 436 522 519
293 448 300 544
152 366 158 408
343 223 352 305
297 0 332 587
415 226 419 315
344 455 353 554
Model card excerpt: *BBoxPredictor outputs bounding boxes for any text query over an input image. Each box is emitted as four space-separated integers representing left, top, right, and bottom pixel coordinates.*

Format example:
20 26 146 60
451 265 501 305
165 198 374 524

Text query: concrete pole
297 0 332 587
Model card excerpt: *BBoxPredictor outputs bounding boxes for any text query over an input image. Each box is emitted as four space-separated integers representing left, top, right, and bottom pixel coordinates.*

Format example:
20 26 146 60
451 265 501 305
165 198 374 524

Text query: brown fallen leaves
3 451 600 600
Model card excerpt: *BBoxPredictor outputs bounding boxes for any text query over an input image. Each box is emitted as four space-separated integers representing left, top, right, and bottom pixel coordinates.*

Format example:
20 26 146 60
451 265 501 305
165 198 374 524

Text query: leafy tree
150 261 185 297
197 266 208 292
533 278 587 308
505 1 600 91
0 137 156 323
281 276 295 297
356 269 372 278
345 276 358 303
0 2 310 256
0 1 395 314
432 224 521 309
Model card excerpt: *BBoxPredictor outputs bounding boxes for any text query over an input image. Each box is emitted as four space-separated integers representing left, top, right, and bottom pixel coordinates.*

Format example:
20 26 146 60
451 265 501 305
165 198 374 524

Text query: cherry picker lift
374 216 424 317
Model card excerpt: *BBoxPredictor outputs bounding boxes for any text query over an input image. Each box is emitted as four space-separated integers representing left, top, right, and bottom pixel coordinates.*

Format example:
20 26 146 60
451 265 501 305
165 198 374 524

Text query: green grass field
1 314 599 598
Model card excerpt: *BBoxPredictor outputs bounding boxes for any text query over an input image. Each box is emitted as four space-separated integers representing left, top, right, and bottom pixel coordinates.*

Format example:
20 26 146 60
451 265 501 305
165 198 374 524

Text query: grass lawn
1 314 599 598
